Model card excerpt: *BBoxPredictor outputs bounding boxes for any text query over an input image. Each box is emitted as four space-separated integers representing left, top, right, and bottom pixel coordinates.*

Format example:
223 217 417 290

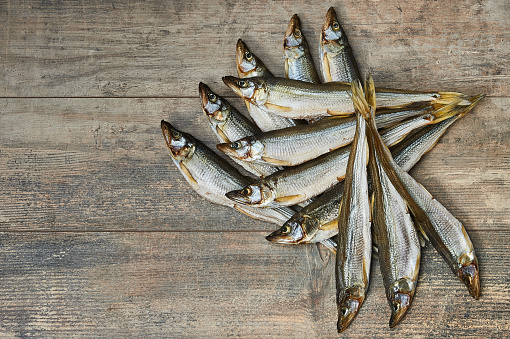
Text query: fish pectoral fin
274 194 306 205
233 204 253 217
215 126 230 143
265 102 293 112
320 219 339 232
179 162 199 189
418 234 427 248
327 109 351 116
260 156 293 166
322 54 333 82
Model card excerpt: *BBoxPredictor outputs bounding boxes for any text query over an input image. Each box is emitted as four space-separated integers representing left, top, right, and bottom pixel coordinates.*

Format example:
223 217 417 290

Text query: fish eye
238 80 248 88
208 93 217 102
282 225 291 234
245 51 253 61
231 141 242 149
171 130 181 139
293 29 301 38
241 187 252 195
341 307 349 316
332 22 340 30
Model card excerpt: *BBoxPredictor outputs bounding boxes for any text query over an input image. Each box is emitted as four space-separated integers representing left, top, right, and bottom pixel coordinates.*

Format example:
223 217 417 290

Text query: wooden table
1 0 508 337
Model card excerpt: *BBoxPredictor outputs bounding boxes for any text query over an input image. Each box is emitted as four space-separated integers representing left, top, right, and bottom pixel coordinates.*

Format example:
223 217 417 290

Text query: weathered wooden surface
0 0 509 337
0 231 508 338
0 0 508 97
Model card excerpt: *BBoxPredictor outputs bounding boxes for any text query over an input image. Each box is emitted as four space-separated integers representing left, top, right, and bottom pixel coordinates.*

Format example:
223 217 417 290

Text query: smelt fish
335 80 371 333
236 39 298 131
223 76 471 120
320 7 361 83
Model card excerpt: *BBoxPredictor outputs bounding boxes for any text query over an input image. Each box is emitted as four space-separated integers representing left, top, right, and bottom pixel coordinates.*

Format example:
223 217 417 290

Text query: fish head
456 252 480 299
337 286 365 333
265 218 308 244
199 82 230 125
225 182 274 207
161 120 195 161
388 278 416 328
283 14 306 60
222 76 268 105
216 136 264 162
321 7 348 55
236 39 266 78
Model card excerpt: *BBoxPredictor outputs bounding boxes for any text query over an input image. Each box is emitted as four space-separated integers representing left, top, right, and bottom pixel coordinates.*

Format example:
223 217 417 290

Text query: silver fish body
319 7 361 83
368 119 421 328
224 104 447 208
284 14 321 84
223 76 469 120
217 107 430 167
226 146 351 207
161 120 296 225
335 83 371 332
360 77 481 300
266 95 483 246
236 39 298 131
199 82 278 177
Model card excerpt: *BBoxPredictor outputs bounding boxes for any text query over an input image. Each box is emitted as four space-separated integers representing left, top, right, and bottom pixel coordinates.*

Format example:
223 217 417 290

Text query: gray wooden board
1 0 509 337
0 97 508 231
0 231 508 338
0 0 508 97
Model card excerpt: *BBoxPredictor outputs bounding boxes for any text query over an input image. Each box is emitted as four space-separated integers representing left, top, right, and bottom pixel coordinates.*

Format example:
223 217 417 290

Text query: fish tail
455 93 486 119
427 99 463 124
350 80 370 120
435 91 471 107
365 74 377 117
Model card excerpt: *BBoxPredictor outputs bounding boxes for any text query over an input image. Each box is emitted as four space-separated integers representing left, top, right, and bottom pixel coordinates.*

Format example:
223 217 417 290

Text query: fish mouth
265 228 299 244
389 292 413 328
284 14 302 49
457 261 481 300
236 38 248 69
161 120 174 149
225 190 252 205
322 7 337 37
198 82 212 108
216 143 239 159
337 287 364 333
285 14 300 37
222 76 245 99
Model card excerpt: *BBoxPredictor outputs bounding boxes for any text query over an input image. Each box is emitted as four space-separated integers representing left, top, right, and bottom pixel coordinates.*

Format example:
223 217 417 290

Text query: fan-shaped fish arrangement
161 7 483 332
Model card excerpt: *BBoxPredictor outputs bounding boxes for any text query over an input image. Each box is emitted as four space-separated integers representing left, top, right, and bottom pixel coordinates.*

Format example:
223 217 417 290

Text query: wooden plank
0 0 507 97
0 97 508 231
0 231 507 338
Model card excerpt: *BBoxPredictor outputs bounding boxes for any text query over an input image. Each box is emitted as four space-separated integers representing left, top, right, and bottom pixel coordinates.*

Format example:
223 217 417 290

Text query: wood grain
0 231 508 338
0 0 509 337
0 97 507 231
0 0 508 97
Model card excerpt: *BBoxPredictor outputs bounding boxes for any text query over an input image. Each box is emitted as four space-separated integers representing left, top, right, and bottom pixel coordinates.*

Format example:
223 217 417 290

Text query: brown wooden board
0 0 508 97
0 97 508 232
0 231 508 338
1 0 509 337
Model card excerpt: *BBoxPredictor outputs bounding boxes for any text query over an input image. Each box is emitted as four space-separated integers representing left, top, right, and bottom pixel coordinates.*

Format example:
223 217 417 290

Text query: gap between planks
0 229 502 233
